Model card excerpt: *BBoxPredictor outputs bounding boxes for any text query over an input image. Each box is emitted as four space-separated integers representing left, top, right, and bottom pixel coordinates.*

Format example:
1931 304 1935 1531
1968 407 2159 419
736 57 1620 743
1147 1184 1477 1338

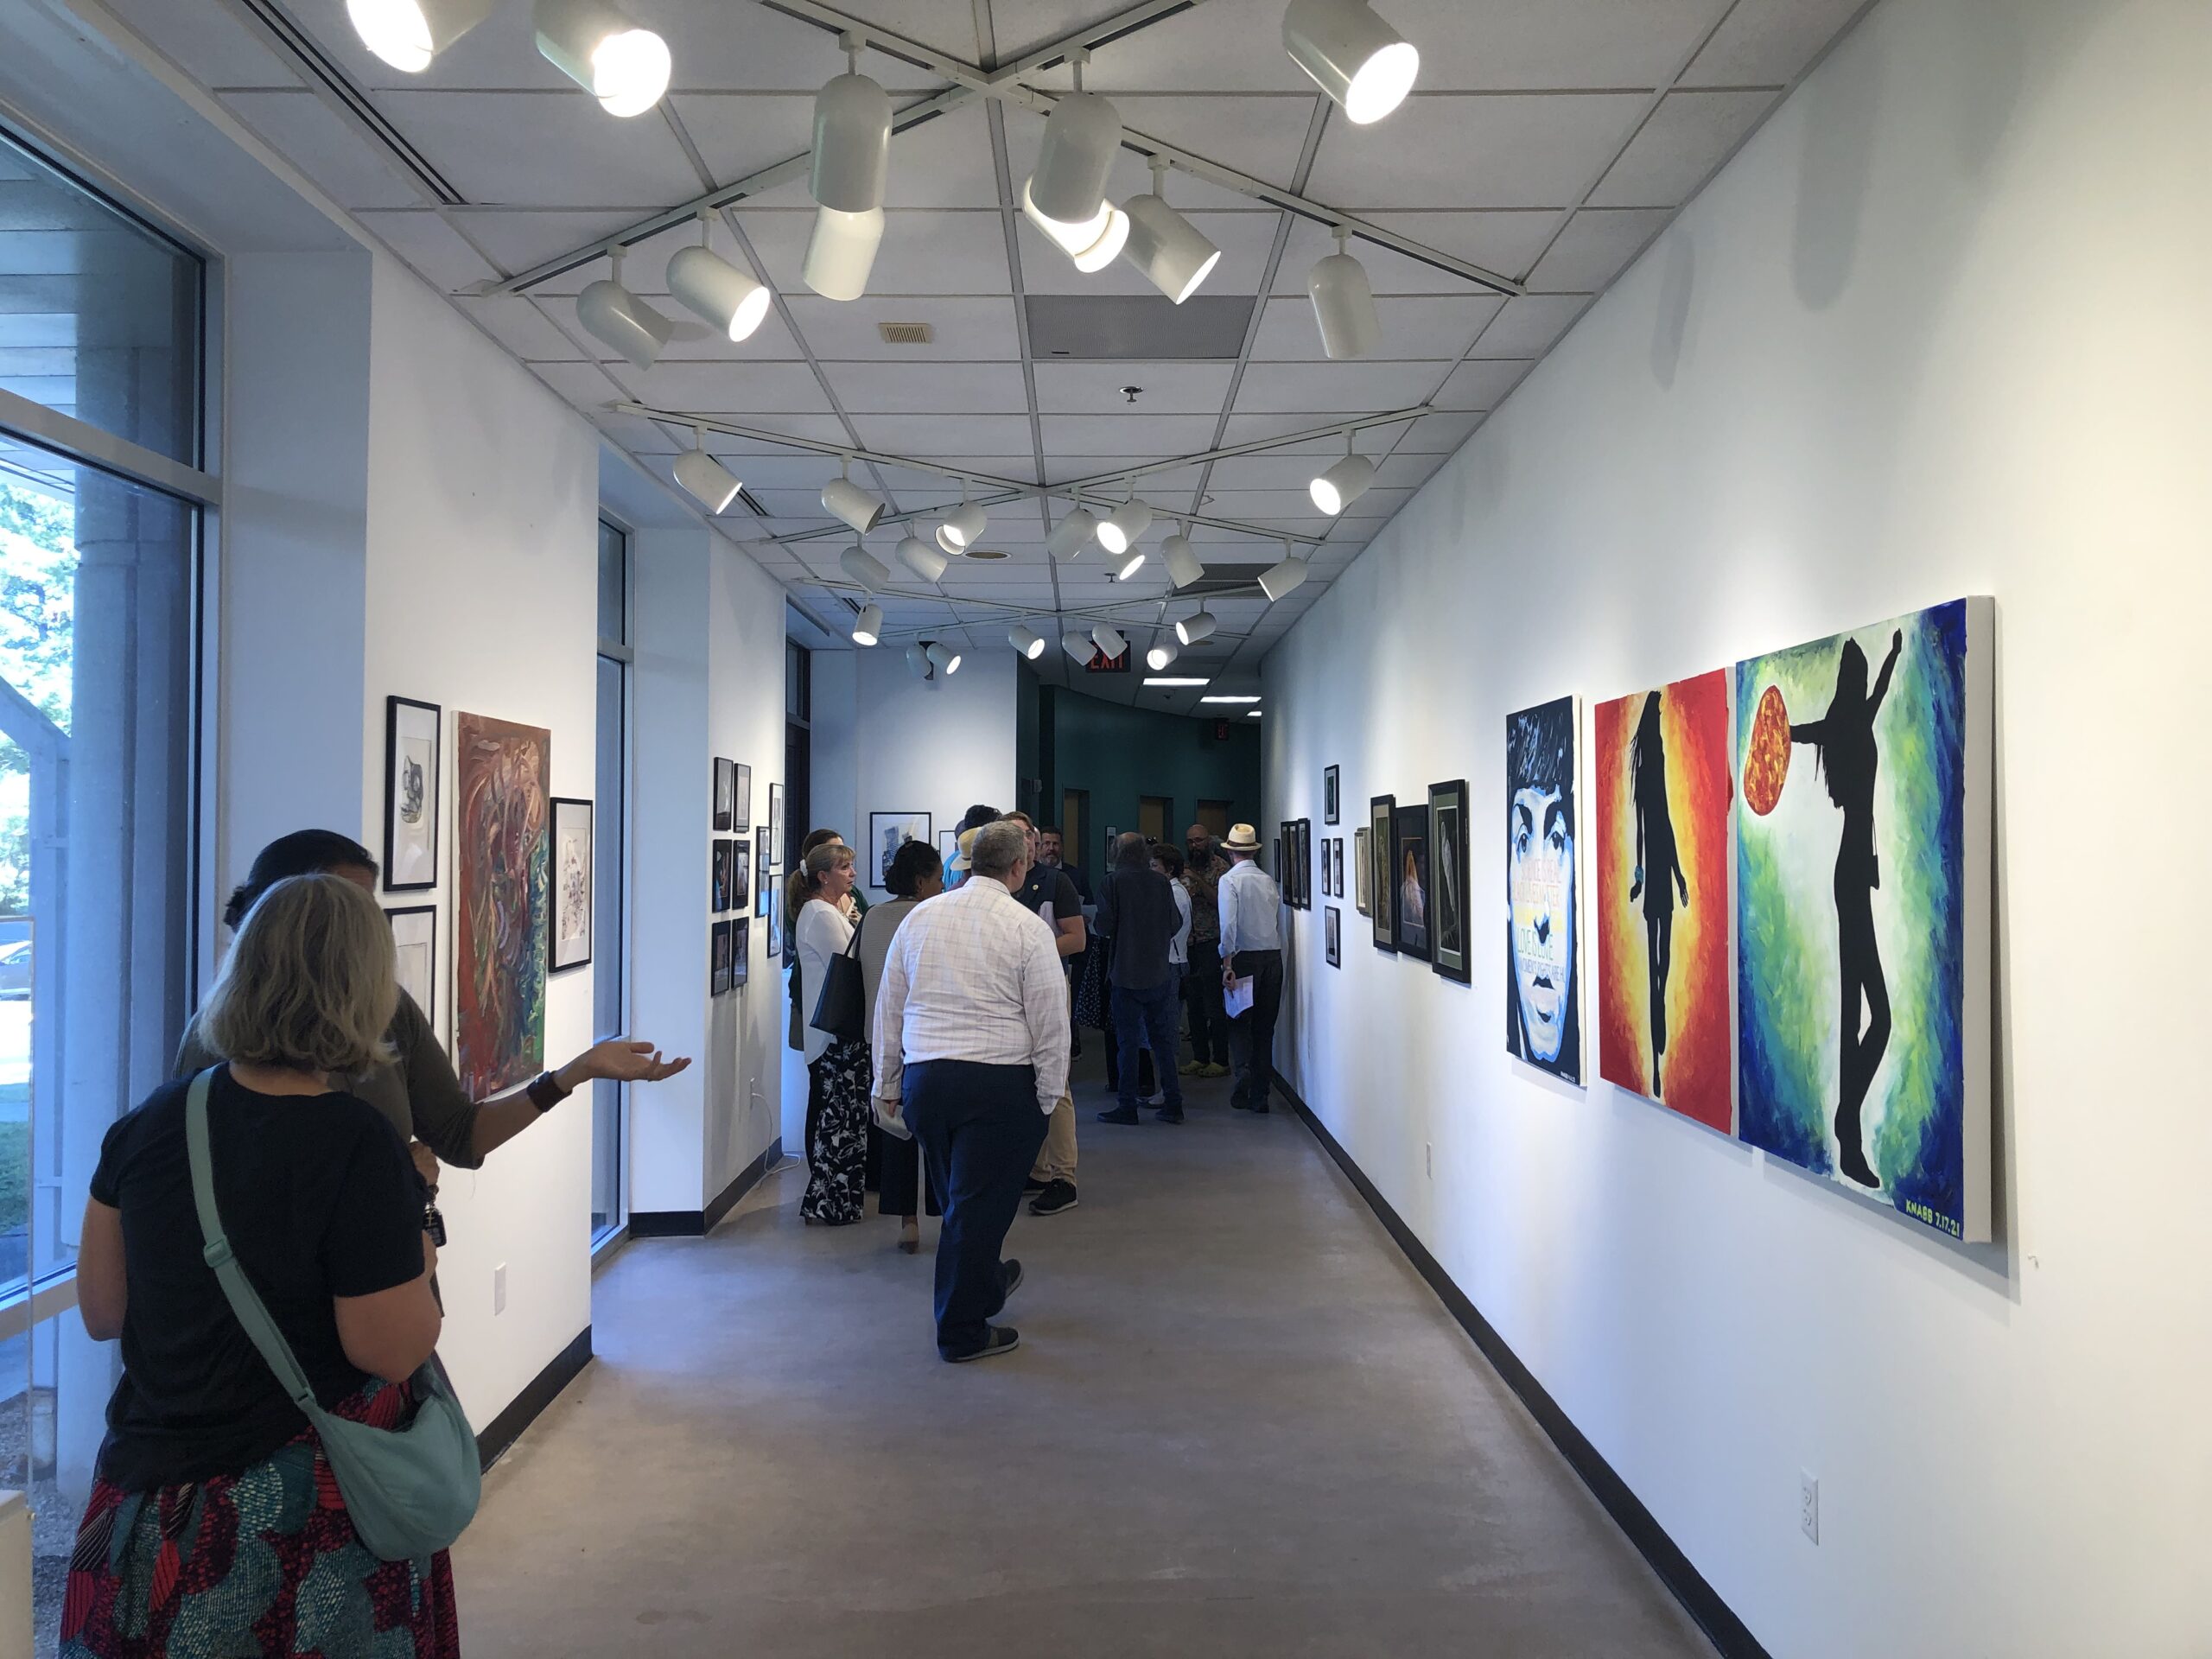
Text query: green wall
1036 685 1263 870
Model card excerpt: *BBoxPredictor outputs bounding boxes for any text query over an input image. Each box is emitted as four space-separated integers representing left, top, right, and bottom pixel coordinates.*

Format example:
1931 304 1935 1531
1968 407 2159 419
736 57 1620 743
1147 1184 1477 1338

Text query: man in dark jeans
1094 832 1186 1126
1179 830 1232 1077
1216 823 1285 1113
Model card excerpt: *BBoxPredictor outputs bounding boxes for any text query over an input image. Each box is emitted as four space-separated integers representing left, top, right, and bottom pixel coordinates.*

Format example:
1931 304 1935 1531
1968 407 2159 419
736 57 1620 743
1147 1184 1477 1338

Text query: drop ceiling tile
1038 414 1220 456
443 208 646 276
1098 95 1320 194
217 91 420 211
656 304 809 361
101 0 302 86
1306 94 1647 211
372 92 702 208
1395 410 1486 453
1046 462 1206 495
820 359 1030 413
619 358 835 411
1587 90 1779 208
738 209 1014 296
1336 487 1414 519
912 455 1044 485
705 453 846 488
594 410 678 451
458 296 592 360
527 359 630 407
664 3 956 92
1203 453 1351 492
1470 295 1592 357
1015 212 1280 300
1524 208 1671 293
1378 0 1734 90
665 93 818 189
659 410 853 445
1682 0 1872 86
1200 488 1344 523
1218 411 1395 450
1233 361 1445 414
1033 362 1236 415
1269 216 1538 298
1432 357 1535 410
749 489 843 520
1247 295 1504 362
791 295 1021 359
357 210 500 291
992 1 1314 93
855 413 1037 453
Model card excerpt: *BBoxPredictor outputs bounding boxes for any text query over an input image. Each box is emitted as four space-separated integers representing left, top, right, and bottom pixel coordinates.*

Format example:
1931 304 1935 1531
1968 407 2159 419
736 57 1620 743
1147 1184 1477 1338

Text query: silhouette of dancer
1787 628 1904 1188
1627 691 1689 1098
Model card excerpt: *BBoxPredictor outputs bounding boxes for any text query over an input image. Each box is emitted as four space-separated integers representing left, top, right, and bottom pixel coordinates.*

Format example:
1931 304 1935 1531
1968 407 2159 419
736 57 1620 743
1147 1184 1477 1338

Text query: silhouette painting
1734 599 1993 1241
1505 696 1581 1084
455 712 550 1099
1595 671 1733 1133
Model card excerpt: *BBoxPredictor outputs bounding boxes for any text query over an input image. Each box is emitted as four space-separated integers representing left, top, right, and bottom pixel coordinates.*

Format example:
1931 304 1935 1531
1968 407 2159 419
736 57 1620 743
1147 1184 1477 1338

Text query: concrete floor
454 1065 1718 1657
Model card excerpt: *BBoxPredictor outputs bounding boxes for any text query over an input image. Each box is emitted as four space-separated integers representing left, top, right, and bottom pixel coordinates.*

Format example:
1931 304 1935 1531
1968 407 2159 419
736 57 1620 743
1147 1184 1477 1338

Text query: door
1197 799 1231 840
1061 789 1089 874
1139 796 1170 842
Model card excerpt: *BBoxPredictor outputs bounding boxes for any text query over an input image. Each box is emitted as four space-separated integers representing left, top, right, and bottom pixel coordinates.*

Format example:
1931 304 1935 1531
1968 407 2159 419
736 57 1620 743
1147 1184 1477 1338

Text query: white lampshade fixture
1008 624 1047 660
810 42 892 215
1161 528 1205 589
1121 157 1222 303
1062 631 1095 664
823 466 886 533
896 533 950 582
1281 0 1420 125
1309 227 1380 359
1107 544 1147 582
1092 623 1127 659
672 426 741 513
1311 431 1376 513
926 642 963 676
1260 543 1311 601
1046 505 1098 562
938 492 988 553
1147 637 1179 672
840 543 891 590
575 250 672 371
534 0 671 118
851 603 883 646
1175 608 1218 645
347 0 497 71
906 643 931 677
1027 193 1132 274
803 205 885 302
1022 52 1129 273
667 219 771 344
1097 493 1154 556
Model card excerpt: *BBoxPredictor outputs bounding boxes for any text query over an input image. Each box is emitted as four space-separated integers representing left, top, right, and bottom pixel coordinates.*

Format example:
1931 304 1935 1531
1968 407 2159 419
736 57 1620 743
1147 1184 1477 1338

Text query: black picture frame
734 762 752 829
768 782 785 869
550 796 594 973
1354 827 1371 916
1325 905 1341 967
1394 801 1433 962
1325 764 1340 825
711 918 734 995
1300 819 1314 909
1428 779 1471 984
712 838 734 912
754 830 771 917
1333 837 1345 901
766 883 781 957
713 757 735 832
732 837 752 912
732 918 750 988
382 696 442 892
1370 796 1397 951
386 905 437 1033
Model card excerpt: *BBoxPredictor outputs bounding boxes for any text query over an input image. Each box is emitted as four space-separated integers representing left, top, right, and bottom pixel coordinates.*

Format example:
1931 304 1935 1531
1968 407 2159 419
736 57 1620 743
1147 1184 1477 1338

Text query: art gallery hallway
451 1071 1715 1658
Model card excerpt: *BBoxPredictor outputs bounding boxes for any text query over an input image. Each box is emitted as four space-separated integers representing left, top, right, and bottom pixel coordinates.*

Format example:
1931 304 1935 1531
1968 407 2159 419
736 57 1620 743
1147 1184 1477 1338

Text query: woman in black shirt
67 874 456 1658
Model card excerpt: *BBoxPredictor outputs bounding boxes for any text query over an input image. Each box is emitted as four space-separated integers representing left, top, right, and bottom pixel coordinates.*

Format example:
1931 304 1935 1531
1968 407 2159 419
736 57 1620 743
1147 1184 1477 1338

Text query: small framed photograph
1325 764 1340 825
1394 801 1433 963
766 884 781 957
383 696 441 892
1370 796 1397 951
731 918 750 988
1333 837 1344 900
712 839 735 912
1321 836 1334 897
868 811 931 888
1354 827 1371 916
711 918 734 995
386 905 437 1031
734 762 752 829
768 782 785 868
939 828 960 867
755 830 771 917
732 837 751 912
713 758 735 832
1427 778 1471 986
1326 905 1341 967
551 797 593 972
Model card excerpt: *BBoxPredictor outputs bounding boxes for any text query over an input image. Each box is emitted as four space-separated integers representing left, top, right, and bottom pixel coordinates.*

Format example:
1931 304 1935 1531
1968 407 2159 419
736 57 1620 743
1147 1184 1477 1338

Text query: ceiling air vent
878 321 934 345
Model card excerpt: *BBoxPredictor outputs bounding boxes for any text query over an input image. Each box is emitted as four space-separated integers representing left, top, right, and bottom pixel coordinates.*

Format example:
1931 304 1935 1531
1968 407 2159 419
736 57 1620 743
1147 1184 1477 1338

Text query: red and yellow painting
1593 671 1733 1133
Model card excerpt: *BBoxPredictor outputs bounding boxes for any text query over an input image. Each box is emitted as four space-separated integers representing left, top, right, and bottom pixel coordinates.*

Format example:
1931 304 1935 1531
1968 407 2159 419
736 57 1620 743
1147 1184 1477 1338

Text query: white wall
1263 2 2212 1656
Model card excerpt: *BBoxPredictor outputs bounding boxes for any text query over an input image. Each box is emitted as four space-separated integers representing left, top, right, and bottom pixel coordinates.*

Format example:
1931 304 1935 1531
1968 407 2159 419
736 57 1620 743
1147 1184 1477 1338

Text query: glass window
0 130 202 467
785 639 809 721
590 521 628 1242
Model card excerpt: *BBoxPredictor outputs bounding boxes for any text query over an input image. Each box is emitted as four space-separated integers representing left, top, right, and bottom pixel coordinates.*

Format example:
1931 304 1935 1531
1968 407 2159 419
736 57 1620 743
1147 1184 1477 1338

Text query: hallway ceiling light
667 221 771 344
1091 624 1128 659
906 642 931 677
534 0 671 118
851 603 883 646
1107 545 1147 582
672 427 741 513
1046 506 1098 561
1161 530 1205 590
926 642 963 675
810 43 893 216
1260 545 1311 602
1308 229 1380 359
1146 639 1179 671
938 499 988 552
822 467 886 533
1096 495 1154 555
1202 694 1262 704
1008 624 1047 660
803 205 886 302
575 252 672 371
347 0 497 71
1175 609 1218 645
896 533 950 582
1022 54 1129 273
1310 435 1376 514
839 543 891 590
1282 0 1421 125
1247 709 1262 716
1144 676 1210 686
1062 631 1096 664
1121 158 1222 304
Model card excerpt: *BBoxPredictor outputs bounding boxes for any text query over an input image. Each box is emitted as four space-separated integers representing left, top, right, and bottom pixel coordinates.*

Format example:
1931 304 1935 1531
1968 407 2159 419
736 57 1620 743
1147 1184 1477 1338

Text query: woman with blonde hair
67 874 460 1657
792 840 870 1224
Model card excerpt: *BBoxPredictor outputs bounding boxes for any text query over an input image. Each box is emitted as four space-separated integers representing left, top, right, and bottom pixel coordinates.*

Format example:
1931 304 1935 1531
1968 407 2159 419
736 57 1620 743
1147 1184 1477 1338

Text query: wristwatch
526 1069 573 1113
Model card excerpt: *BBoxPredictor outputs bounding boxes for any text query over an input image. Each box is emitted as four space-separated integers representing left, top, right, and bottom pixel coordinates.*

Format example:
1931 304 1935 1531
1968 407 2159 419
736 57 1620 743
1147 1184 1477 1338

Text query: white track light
1281 0 1420 125
1047 506 1098 561
896 534 950 582
840 543 891 590
927 642 962 676
1092 624 1127 659
1107 545 1147 582
810 67 892 214
673 431 741 513
1121 159 1221 303
347 0 497 71
938 500 988 552
1309 232 1380 359
667 238 771 344
1176 609 1218 645
1063 631 1095 664
906 643 931 677
1026 75 1122 228
1008 625 1046 660
1260 547 1311 601
1311 444 1376 514
803 205 885 302
1097 496 1154 555
1161 531 1205 589
823 470 886 533
1147 639 1179 671
534 0 670 117
576 254 671 370
852 603 883 646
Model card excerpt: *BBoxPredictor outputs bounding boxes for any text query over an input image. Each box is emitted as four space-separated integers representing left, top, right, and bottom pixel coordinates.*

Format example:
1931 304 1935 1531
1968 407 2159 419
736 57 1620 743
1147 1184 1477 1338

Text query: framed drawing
1506 696 1583 1084
768 782 785 868
1369 797 1396 951
1320 836 1333 897
386 905 436 1031
755 831 771 917
1427 781 1470 985
383 696 441 892
1394 801 1433 962
1324 764 1340 825
734 762 752 830
1333 837 1345 903
731 837 751 912
869 811 931 887
1299 820 1313 908
551 796 593 972
766 883 781 957
713 758 735 831
711 918 733 995
712 839 735 912
731 918 750 988
1354 827 1371 915
454 712 550 1098
1325 905 1341 967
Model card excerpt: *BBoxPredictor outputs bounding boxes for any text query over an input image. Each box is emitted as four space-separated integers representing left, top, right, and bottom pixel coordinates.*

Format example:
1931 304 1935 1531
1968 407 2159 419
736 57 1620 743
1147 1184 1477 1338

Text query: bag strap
184 1069 322 1413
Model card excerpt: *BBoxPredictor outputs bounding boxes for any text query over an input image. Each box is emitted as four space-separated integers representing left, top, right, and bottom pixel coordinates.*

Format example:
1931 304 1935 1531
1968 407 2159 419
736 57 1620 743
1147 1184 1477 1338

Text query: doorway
1197 799 1231 841
1061 789 1090 875
1139 796 1170 842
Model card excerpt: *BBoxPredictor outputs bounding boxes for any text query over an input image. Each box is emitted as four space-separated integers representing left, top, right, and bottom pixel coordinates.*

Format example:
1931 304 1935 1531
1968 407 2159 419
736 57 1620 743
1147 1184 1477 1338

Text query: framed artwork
734 762 752 829
1427 781 1470 985
768 781 785 868
766 883 781 957
454 712 549 1098
732 837 751 912
1320 836 1333 897
712 839 734 912
386 905 436 1031
382 696 441 892
1299 820 1313 908
1333 837 1345 903
1735 599 1993 1240
755 830 771 917
711 918 733 995
1324 764 1340 825
713 757 735 831
1369 797 1396 950
1272 837 1281 882
1394 802 1432 962
1325 905 1341 967
1354 827 1371 916
1596 672 1734 1133
869 811 931 887
731 918 751 988
1506 696 1582 1084
939 828 961 869
551 797 593 972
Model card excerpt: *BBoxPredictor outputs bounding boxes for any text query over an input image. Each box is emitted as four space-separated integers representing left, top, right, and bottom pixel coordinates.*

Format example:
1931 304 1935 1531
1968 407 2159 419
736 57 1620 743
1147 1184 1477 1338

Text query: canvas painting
1735 598 1993 1240
1395 803 1431 961
454 712 550 1098
1593 673 1733 1132
870 811 931 887
387 906 435 1032
551 796 593 972
383 696 440 891
1506 696 1582 1084
1369 798 1395 950
1428 781 1471 983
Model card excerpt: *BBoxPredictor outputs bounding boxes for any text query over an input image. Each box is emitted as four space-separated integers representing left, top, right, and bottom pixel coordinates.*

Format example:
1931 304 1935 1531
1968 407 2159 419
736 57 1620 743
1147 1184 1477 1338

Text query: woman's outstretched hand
569 1039 693 1088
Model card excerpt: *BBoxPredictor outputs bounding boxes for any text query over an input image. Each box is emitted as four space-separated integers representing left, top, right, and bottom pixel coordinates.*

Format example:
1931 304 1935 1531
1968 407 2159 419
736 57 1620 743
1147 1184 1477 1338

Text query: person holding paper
1217 824 1285 1115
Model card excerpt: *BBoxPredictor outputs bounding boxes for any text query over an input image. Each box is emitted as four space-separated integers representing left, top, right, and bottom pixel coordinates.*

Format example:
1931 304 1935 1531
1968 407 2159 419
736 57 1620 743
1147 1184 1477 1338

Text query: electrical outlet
1425 1141 1433 1178
493 1263 508 1316
1799 1471 1820 1544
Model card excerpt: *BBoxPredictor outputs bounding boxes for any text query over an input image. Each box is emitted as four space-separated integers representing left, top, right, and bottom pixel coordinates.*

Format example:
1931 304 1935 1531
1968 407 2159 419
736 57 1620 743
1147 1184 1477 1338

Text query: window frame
589 515 635 1259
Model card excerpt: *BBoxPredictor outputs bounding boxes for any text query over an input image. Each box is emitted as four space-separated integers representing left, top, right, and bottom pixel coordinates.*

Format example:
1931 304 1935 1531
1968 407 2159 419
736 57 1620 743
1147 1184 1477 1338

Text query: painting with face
1735 598 1993 1241
1506 696 1581 1084
1395 803 1430 961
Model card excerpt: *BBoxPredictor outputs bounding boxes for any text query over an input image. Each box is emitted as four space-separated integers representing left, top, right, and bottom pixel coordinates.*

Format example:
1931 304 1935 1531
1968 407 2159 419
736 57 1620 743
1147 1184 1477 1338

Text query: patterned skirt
801 1037 871 1225
62 1381 460 1659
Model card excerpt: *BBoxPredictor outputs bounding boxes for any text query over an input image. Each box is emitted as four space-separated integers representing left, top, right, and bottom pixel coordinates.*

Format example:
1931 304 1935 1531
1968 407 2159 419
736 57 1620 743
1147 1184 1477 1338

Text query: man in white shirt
1217 823 1286 1114
874 819 1071 1362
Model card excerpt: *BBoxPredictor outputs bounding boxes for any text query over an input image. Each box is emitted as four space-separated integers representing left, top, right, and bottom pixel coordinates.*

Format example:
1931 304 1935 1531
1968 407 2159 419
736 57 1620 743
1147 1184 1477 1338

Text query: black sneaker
1029 1179 1078 1217
1096 1105 1141 1125
943 1326 1020 1363
1000 1258 1024 1301
1155 1105 1185 1124
1022 1175 1047 1194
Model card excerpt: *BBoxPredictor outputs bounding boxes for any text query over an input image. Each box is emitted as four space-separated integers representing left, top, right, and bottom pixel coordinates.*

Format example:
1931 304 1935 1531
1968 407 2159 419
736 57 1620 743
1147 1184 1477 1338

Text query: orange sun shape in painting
1743 683 1791 817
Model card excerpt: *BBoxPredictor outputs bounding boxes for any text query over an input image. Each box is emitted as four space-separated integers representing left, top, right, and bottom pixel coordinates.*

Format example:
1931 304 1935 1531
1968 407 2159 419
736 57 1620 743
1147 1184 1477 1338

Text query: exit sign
1084 646 1131 673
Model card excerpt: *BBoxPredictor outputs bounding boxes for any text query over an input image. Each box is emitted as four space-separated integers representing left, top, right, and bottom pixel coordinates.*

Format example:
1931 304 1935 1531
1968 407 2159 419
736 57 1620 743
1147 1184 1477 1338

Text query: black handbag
809 912 867 1045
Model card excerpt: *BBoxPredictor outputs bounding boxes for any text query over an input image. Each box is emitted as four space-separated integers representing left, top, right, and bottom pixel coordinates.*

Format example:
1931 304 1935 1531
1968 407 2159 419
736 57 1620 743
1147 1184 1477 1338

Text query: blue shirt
1217 857 1283 958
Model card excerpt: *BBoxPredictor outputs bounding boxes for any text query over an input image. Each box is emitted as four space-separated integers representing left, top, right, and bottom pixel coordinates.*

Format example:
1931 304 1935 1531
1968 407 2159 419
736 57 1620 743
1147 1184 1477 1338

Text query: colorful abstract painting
1734 598 1993 1240
454 712 550 1099
1594 671 1734 1133
1506 696 1582 1084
